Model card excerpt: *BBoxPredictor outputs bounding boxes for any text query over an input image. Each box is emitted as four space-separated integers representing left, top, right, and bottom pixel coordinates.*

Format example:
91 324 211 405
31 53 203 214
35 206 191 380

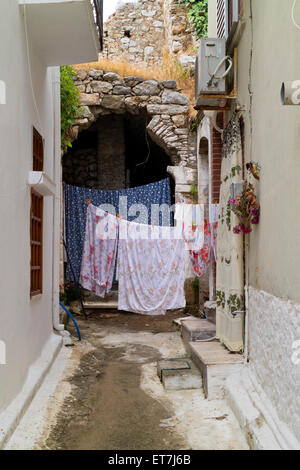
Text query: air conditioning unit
195 38 235 110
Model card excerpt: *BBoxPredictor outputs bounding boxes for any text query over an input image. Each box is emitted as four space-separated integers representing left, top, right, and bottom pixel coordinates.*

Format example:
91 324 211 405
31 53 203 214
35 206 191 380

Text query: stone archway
66 70 197 203
62 69 200 307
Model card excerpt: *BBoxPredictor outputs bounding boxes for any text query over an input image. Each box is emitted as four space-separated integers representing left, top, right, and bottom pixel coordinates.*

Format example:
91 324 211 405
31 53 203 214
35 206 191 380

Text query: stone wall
102 0 165 65
98 115 126 190
63 148 98 188
69 69 197 195
101 0 196 68
63 114 127 190
163 0 195 55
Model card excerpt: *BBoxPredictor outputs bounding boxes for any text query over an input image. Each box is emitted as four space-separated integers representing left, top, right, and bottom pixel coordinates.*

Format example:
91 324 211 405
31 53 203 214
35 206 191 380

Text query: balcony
19 0 104 66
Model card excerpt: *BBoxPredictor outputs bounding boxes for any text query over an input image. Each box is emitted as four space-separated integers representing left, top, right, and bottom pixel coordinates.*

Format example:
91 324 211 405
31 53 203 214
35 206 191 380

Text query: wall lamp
281 81 300 105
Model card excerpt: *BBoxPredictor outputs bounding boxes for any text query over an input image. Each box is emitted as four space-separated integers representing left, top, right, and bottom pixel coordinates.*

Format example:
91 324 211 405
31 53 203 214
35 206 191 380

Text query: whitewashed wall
229 0 300 443
0 0 60 411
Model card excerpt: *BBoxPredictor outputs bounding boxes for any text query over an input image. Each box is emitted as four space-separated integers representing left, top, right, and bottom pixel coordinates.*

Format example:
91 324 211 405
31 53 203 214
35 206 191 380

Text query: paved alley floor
6 311 249 450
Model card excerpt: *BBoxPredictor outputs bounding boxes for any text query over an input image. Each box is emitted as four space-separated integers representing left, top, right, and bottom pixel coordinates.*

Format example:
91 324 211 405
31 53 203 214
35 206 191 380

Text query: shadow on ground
44 311 189 450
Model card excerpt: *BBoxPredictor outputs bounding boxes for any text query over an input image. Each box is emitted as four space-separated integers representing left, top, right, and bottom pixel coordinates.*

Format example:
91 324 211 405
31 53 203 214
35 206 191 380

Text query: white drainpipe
52 68 64 332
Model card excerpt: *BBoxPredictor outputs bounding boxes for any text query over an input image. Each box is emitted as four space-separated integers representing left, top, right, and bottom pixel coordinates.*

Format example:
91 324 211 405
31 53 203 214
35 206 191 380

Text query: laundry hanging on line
209 204 220 261
175 203 220 279
80 205 118 298
64 178 173 282
174 203 205 252
185 220 212 279
117 218 186 316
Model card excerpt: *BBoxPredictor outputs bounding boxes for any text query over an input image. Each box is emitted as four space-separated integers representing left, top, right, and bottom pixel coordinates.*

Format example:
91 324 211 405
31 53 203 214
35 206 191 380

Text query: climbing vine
178 0 208 39
60 66 80 152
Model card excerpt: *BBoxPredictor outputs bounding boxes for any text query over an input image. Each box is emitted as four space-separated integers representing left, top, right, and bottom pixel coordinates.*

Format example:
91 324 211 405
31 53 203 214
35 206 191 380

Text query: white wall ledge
28 171 56 196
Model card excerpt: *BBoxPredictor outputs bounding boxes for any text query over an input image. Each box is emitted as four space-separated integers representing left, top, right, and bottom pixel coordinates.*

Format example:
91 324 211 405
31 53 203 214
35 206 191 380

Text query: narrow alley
1 0 300 454
6 312 248 451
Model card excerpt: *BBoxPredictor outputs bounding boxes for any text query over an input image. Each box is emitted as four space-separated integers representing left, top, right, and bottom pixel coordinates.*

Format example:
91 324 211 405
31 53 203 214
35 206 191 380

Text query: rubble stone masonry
101 0 196 67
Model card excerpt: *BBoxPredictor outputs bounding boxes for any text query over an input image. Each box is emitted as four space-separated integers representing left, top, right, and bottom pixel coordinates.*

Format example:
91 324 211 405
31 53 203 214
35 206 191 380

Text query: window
30 191 44 296
33 127 44 171
30 128 44 296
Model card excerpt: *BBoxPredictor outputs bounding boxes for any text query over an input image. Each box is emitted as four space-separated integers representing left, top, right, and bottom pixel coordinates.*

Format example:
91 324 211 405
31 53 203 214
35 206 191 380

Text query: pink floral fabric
211 221 218 260
80 204 118 298
117 219 186 316
185 221 212 278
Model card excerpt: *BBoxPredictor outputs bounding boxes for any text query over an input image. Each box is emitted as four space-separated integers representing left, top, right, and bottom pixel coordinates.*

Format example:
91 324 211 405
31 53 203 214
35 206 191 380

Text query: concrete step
204 301 216 325
157 358 202 391
181 319 216 353
190 341 244 400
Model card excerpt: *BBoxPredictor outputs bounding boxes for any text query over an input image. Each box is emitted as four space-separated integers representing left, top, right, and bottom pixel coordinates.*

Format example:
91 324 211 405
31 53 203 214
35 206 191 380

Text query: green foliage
178 0 208 39
60 66 80 153
59 282 80 305
192 278 199 291
190 183 198 198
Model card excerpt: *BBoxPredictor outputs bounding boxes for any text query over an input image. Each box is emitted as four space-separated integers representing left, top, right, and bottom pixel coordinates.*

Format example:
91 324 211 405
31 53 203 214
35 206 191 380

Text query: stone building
101 0 196 68
62 69 203 304
64 70 197 204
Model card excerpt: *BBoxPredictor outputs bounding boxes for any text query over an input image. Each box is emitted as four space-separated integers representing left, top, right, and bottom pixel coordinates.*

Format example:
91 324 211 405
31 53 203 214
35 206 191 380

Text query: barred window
30 190 44 296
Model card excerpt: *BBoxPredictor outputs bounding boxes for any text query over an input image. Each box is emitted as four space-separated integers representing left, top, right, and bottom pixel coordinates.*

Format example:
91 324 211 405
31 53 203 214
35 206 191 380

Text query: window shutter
217 0 239 39
30 190 44 296
31 128 44 296
217 0 226 38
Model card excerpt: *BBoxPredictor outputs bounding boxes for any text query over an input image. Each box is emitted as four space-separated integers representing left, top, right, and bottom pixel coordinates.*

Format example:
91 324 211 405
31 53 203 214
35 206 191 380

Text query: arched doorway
63 110 175 204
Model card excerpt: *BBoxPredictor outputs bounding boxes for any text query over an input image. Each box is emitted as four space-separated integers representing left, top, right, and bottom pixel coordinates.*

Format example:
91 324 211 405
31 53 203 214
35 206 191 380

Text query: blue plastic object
59 301 82 341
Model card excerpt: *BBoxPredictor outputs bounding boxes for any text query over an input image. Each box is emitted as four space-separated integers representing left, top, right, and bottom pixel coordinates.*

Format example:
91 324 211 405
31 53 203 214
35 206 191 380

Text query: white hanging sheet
117 219 186 316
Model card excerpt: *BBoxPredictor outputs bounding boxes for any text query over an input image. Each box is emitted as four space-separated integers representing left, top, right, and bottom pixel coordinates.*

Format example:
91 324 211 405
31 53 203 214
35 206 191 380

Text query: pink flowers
250 208 260 225
233 224 253 234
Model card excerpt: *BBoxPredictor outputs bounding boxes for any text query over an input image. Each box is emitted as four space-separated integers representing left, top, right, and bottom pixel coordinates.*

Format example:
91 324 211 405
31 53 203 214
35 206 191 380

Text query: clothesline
80 204 186 316
64 179 173 282
79 202 220 314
